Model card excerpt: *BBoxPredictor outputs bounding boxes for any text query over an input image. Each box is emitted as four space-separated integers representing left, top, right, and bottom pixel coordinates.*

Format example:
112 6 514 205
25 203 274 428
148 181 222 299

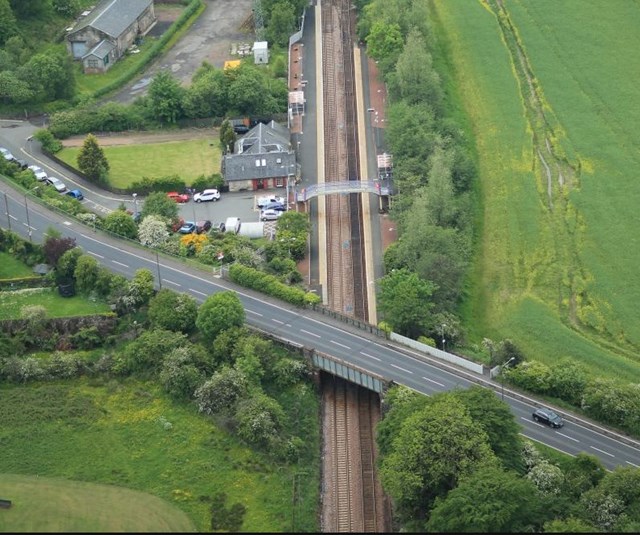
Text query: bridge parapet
296 180 389 202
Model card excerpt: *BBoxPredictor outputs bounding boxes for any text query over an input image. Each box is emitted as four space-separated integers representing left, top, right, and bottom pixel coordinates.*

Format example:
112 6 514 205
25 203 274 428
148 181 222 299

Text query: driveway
110 0 254 104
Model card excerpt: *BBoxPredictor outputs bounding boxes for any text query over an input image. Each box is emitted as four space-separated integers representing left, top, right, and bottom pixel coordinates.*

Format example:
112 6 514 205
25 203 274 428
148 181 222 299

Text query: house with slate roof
67 0 156 74
222 121 297 192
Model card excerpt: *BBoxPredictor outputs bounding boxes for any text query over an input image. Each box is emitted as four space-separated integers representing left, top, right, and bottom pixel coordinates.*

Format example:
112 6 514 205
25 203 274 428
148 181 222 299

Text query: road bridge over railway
295 180 391 202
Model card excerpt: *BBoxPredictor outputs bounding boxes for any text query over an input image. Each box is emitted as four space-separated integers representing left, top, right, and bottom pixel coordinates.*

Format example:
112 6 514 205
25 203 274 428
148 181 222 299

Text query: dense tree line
357 0 475 344
379 384 640 532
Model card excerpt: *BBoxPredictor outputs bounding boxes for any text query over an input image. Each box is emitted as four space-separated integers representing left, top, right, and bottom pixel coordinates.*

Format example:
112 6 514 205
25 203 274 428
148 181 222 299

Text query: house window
103 55 109 65
276 157 282 164
261 158 266 166
255 159 261 167
275 177 284 187
87 59 98 68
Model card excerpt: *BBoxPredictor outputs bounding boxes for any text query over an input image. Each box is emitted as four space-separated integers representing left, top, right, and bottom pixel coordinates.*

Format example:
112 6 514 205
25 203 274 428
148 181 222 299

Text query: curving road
1 173 640 471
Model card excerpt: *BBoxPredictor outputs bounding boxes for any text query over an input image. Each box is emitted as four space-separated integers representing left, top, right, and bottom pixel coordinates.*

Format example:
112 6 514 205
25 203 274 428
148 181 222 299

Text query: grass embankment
0 288 111 319
57 138 222 189
0 473 196 533
0 378 320 532
431 0 640 381
0 252 35 279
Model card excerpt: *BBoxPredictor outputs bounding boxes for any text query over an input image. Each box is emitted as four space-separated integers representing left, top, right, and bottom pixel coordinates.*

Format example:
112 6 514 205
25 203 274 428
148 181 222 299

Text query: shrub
504 360 552 394
70 326 102 349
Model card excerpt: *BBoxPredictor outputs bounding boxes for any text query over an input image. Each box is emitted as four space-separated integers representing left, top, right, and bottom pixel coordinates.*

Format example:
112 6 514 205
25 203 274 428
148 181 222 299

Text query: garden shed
253 41 269 64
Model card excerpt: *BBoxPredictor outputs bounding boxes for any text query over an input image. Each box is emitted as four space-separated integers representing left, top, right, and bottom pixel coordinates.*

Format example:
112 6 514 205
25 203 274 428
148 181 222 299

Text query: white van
224 217 241 234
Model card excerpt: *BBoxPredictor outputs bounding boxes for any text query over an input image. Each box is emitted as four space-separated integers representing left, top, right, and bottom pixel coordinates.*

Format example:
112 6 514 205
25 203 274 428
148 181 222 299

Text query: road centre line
246 309 263 316
162 279 181 287
422 376 445 387
111 260 128 268
300 328 321 338
590 446 614 458
272 318 285 324
359 351 380 361
9 214 17 221
555 432 579 443
88 251 104 259
330 340 351 349
391 363 412 374
189 288 207 297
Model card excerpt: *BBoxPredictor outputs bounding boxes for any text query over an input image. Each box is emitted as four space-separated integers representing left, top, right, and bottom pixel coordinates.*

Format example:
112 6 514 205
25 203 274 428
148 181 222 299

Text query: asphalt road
1 179 640 471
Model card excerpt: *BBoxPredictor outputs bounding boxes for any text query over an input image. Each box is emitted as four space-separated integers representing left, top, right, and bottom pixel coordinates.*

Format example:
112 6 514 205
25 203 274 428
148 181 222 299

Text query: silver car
46 176 67 193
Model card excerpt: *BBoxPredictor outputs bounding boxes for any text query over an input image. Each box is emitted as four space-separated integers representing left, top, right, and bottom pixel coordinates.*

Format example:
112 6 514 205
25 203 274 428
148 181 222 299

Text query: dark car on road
196 220 212 234
532 408 564 428
261 201 286 212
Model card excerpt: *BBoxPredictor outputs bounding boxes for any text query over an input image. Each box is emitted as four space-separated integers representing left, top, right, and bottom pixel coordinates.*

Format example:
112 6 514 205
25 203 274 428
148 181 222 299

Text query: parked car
66 189 84 200
0 147 15 161
261 201 286 212
260 209 283 221
27 165 48 181
224 217 241 234
46 176 67 193
167 191 189 203
196 220 212 234
532 408 564 428
178 221 197 234
210 221 226 234
12 159 28 170
257 194 285 208
171 217 185 233
193 188 220 202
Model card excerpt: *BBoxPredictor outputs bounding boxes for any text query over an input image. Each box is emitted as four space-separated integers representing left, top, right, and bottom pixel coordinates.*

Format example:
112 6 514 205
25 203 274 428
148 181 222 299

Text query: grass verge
0 288 111 319
0 253 34 279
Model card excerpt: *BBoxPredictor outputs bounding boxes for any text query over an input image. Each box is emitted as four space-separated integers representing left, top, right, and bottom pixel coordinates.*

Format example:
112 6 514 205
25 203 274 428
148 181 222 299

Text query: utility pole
4 192 11 231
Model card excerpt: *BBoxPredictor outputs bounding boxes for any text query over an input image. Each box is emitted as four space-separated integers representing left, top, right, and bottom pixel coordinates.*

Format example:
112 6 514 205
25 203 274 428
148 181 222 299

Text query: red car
167 191 189 203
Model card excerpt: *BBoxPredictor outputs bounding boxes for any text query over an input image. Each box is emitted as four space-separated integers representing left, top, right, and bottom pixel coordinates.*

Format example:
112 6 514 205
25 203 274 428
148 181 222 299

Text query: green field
0 288 111 319
0 474 195 532
57 138 222 188
0 378 320 532
0 253 34 279
432 0 640 380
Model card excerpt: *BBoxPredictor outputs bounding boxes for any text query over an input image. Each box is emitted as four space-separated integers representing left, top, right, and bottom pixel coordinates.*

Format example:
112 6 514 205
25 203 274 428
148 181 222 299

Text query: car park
46 176 67 193
532 408 564 428
178 221 197 234
27 165 48 182
261 201 286 212
193 188 221 202
196 220 212 234
167 191 189 203
0 147 15 161
260 209 283 221
257 194 285 208
66 189 84 200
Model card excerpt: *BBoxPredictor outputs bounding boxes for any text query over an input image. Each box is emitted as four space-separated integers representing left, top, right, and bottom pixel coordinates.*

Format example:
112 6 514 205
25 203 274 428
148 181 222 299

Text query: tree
103 210 137 239
196 291 245 340
159 346 205 400
494 338 526 366
19 51 75 102
562 453 606 499
43 235 76 266
235 393 285 447
140 191 178 221
378 268 435 338
526 460 564 495
379 393 497 521
549 358 589 405
127 268 155 308
148 70 184 124
115 329 187 375
543 518 598 533
56 246 83 283
9 0 49 19
148 289 198 333
183 67 228 119
52 0 79 17
455 386 524 472
365 21 404 73
0 70 34 105
74 254 99 294
426 467 545 533
138 215 169 247
77 134 109 183
195 366 249 415
0 0 18 46
219 119 236 153
266 1 297 47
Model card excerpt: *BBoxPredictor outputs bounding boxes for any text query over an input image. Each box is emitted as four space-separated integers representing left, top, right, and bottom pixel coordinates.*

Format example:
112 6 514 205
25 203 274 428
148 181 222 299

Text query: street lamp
155 250 162 289
500 357 517 401
24 186 39 242
440 323 447 353
132 193 138 220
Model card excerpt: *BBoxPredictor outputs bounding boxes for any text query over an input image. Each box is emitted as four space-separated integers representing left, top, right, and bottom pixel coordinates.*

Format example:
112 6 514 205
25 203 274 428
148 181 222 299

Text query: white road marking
330 340 351 349
555 432 579 443
590 446 614 458
522 416 546 427
111 260 128 268
189 288 207 297
63 221 71 226
9 215 17 221
626 461 639 468
391 363 412 374
272 318 285 324
88 251 104 259
246 309 263 316
300 328 321 338
519 434 577 458
162 279 181 287
422 376 445 387
360 351 380 361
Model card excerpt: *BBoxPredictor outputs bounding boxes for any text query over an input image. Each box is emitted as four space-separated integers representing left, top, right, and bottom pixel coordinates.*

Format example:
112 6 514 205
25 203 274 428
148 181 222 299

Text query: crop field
431 0 640 380
0 379 320 532
57 138 221 188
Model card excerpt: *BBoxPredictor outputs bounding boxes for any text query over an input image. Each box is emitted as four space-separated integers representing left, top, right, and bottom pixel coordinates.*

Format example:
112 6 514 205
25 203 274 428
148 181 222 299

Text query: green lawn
57 138 222 188
0 253 34 279
0 474 196 533
0 378 320 532
431 0 640 381
0 288 111 319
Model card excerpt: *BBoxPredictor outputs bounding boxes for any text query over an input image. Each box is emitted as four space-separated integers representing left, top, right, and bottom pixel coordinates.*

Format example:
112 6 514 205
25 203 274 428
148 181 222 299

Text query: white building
253 41 269 64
